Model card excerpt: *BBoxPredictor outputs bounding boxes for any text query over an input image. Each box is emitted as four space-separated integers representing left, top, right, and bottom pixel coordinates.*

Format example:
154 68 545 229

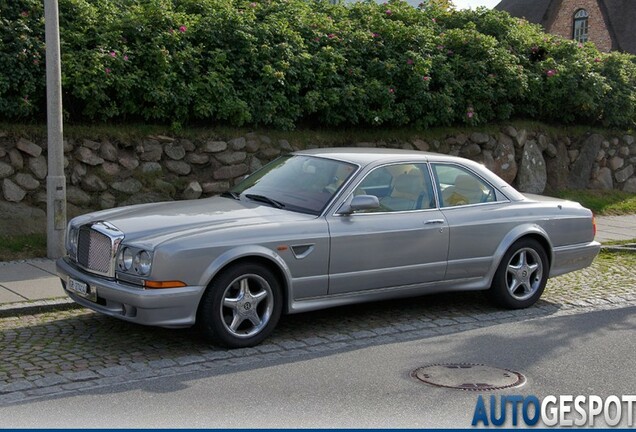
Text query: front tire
489 238 549 309
197 263 282 348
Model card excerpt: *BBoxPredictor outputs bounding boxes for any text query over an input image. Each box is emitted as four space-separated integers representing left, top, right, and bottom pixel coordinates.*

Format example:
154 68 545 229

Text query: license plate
68 278 96 302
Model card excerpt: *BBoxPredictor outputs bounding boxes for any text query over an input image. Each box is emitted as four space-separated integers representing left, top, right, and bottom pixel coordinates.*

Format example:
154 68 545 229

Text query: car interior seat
442 174 484 206
381 171 429 211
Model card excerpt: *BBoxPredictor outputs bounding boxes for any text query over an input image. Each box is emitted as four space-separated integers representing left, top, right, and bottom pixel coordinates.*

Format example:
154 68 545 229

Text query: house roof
494 0 554 27
601 1 636 53
494 0 636 54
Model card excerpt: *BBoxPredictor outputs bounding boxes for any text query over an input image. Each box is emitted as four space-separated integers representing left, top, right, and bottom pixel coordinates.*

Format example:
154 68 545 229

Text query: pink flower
407 58 414 65
432 18 436 23
313 37 320 42
328 33 336 39
20 11 29 17
466 107 474 119
437 45 444 50
385 9 392 15
372 32 380 38
389 87 395 94
179 25 187 33
124 55 129 61
546 69 556 77
447 50 454 55
423 76 430 81
250 2 257 6
109 51 116 57
33 59 39 65
594 57 601 63
578 42 583 48
105 67 111 74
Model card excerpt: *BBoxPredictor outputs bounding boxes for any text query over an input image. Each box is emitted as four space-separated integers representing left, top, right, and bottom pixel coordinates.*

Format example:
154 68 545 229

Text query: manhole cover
412 363 526 391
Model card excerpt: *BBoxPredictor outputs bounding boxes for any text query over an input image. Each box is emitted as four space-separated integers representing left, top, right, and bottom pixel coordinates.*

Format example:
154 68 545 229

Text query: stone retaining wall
0 127 635 235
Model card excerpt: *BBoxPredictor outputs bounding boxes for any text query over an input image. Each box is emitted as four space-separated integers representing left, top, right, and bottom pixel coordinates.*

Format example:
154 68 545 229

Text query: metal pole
44 0 66 258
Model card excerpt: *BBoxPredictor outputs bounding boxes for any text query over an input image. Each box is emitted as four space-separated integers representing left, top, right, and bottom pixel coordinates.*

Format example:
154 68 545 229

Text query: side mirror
338 195 380 215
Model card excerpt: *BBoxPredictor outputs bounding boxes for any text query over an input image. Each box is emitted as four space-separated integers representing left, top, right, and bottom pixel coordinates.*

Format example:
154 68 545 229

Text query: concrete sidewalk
0 215 634 316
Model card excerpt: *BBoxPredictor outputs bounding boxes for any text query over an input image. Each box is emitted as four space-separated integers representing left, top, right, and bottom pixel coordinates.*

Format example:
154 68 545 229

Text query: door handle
425 219 445 225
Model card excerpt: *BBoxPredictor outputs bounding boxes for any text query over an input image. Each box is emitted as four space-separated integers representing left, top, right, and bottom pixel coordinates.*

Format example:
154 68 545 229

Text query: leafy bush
1 0 635 129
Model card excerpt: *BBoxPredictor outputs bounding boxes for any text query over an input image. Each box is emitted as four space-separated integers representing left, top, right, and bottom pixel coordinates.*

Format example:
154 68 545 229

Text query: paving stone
202 351 233 361
277 340 308 350
393 323 417 332
0 392 27 404
33 375 69 387
175 355 206 366
369 326 399 336
277 349 309 358
430 319 456 327
302 337 330 346
61 370 100 381
61 381 97 391
350 330 377 339
323 333 353 342
256 344 283 353
26 385 64 397
0 380 33 393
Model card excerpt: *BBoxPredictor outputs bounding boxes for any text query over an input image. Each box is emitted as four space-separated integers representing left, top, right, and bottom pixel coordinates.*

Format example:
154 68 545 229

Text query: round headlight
119 247 133 271
134 251 151 275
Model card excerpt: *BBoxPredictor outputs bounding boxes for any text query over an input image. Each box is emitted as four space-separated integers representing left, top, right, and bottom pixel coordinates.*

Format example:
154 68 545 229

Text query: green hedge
1 0 635 129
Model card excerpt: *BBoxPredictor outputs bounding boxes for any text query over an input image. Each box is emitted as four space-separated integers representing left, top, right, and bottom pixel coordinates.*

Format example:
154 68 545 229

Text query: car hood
71 196 316 247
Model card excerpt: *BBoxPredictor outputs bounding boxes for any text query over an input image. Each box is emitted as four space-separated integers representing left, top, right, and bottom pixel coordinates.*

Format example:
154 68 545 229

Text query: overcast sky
453 0 500 9
396 0 501 10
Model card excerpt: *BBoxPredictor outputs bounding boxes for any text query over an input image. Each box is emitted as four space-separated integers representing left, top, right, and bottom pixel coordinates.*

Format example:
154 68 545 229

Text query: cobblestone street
1 251 635 405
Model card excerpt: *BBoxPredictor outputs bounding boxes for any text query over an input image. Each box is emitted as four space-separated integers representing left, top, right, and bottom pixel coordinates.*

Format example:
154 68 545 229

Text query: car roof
295 147 468 167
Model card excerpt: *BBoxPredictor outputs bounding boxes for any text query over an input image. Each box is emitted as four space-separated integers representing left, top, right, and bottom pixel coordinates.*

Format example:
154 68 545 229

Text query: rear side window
432 164 497 207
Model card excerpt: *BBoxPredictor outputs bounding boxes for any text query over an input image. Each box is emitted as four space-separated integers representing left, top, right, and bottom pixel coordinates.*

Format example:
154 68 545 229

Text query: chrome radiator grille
77 227 114 275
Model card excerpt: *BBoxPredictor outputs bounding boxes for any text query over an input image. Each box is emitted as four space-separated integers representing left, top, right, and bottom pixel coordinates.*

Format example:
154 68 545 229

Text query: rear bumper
56 257 205 328
550 241 601 278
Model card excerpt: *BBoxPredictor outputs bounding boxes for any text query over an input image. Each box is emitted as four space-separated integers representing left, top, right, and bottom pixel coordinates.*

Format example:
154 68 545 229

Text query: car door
326 163 450 295
432 163 511 281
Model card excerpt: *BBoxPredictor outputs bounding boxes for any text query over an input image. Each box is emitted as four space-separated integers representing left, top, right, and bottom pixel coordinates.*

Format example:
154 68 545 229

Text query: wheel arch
197 246 292 314
487 225 553 286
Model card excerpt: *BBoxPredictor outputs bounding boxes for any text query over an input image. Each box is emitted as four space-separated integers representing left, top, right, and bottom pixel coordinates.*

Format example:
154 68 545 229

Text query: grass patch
551 189 636 215
0 234 47 262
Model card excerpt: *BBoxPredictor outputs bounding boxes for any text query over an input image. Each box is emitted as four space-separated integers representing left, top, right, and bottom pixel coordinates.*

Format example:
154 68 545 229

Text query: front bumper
550 240 601 278
56 257 206 328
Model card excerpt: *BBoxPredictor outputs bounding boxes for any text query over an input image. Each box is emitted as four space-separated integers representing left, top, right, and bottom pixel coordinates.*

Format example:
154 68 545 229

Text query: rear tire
197 263 282 348
488 238 549 309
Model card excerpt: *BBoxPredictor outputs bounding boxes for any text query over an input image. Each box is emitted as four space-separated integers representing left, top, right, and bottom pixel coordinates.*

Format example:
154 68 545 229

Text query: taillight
592 215 597 237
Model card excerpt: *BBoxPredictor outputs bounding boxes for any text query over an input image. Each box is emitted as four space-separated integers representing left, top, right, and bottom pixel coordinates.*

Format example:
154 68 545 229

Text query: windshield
230 155 358 215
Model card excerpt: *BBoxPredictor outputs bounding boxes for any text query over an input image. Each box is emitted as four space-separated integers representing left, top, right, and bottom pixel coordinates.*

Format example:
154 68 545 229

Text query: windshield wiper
245 194 285 209
221 191 240 200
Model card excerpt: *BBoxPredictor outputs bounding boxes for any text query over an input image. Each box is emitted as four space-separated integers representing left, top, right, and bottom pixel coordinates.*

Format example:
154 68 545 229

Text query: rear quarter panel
442 198 594 283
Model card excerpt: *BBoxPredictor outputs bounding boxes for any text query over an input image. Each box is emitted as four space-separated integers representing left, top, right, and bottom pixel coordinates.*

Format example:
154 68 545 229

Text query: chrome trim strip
73 221 124 278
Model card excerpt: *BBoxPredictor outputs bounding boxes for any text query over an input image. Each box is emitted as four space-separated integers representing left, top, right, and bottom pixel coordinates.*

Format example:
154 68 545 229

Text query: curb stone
0 298 78 318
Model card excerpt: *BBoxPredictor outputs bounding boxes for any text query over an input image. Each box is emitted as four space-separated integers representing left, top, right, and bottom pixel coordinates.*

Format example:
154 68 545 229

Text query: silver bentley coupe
57 148 600 347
